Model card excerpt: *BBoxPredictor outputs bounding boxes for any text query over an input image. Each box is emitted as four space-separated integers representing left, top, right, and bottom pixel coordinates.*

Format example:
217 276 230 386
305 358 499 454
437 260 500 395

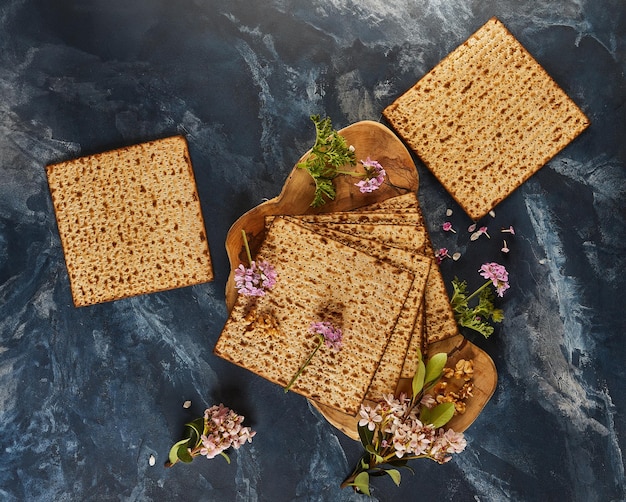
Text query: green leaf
491 308 504 323
383 468 402 487
168 438 189 465
424 402 456 428
168 438 193 465
424 353 447 387
365 445 384 465
185 417 205 448
352 472 371 496
358 424 374 449
412 357 426 398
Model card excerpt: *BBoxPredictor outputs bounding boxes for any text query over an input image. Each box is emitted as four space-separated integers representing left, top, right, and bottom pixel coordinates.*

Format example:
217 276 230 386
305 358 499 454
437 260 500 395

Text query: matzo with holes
46 135 213 307
383 17 589 220
214 217 414 415
283 217 431 400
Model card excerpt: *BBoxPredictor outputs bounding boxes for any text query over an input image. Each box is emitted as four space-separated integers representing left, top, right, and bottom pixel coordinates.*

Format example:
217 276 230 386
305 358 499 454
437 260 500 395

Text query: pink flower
501 225 515 235
479 262 510 297
470 225 490 241
501 240 510 253
358 404 383 431
435 247 451 264
199 404 255 460
441 428 467 454
234 260 277 296
284 321 343 392
442 221 456 233
310 321 343 352
355 157 386 193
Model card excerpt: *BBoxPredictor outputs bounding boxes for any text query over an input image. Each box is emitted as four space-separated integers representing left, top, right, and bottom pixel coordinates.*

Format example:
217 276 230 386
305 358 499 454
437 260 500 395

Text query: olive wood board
223 120 497 440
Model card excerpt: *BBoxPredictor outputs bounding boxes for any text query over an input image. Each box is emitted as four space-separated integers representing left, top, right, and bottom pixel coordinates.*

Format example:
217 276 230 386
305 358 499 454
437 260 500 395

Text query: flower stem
284 335 323 392
334 169 365 178
241 229 253 266
464 280 491 304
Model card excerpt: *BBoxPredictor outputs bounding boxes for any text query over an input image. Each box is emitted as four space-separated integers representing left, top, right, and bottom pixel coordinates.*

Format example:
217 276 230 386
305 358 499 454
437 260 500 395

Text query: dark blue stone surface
1 1 624 500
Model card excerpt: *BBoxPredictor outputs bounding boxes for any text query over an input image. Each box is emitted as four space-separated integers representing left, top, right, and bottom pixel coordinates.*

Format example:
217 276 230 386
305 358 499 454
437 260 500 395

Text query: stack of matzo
46 136 214 307
383 18 589 220
215 191 459 416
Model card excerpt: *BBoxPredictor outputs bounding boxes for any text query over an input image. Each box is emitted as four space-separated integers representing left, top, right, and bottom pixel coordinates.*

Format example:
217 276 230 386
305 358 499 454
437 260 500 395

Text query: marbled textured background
0 1 624 500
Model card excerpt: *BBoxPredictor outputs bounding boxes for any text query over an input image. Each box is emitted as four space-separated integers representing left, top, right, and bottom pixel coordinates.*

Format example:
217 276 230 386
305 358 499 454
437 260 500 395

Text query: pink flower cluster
358 394 466 464
355 157 386 193
479 262 510 297
199 404 256 460
234 260 277 296
310 321 343 352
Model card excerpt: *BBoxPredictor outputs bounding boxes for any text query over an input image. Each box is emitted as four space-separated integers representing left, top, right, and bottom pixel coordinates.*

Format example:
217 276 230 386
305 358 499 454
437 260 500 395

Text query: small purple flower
234 260 277 296
479 262 510 297
310 321 343 352
284 320 343 392
355 157 386 193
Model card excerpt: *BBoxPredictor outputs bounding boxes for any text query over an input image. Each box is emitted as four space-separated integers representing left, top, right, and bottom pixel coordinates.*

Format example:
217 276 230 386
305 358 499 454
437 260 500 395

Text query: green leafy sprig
450 278 504 338
341 351 462 495
297 115 357 207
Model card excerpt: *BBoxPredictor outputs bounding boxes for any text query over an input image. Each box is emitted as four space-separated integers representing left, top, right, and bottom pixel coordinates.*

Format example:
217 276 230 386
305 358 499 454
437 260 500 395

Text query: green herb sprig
297 115 356 207
450 278 504 338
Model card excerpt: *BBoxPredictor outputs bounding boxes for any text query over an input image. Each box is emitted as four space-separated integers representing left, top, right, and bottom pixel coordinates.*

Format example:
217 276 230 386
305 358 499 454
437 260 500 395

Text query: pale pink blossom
479 262 510 297
442 221 456 233
358 404 383 431
199 404 255 460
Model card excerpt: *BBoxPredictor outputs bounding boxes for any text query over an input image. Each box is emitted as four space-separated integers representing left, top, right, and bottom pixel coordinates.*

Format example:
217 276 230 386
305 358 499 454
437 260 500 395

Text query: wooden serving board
223 120 497 440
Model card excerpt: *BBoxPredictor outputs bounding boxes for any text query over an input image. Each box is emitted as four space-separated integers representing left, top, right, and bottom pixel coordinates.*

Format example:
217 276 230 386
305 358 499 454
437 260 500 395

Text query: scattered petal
501 225 515 235
489 210 496 218
479 226 490 238
446 208 453 217
435 248 451 264
183 400 192 409
149 455 156 466
349 144 355 152
452 252 461 261
470 231 481 241
442 222 456 233
501 240 510 253
467 223 477 232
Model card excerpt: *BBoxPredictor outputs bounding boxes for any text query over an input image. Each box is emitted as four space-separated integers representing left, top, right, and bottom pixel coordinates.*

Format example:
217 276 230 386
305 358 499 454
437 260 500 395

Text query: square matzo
46 136 213 306
214 217 414 416
383 18 589 220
